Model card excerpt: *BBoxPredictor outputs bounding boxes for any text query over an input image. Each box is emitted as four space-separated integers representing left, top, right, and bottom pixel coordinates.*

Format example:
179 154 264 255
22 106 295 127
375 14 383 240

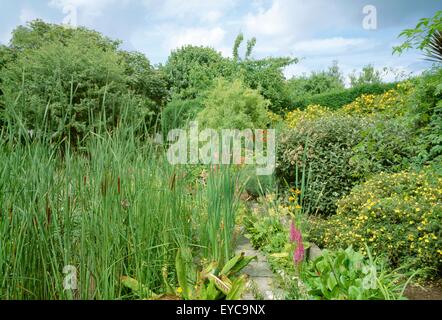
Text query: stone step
235 234 285 300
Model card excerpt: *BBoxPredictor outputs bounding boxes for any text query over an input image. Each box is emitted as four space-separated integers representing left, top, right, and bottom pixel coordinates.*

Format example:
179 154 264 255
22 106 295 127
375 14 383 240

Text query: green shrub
244 214 285 252
302 246 407 300
197 78 269 130
310 168 442 275
350 118 419 180
163 45 231 100
239 57 295 114
239 165 276 197
161 98 204 132
0 21 163 144
406 68 442 165
290 82 397 110
287 61 345 99
277 114 371 215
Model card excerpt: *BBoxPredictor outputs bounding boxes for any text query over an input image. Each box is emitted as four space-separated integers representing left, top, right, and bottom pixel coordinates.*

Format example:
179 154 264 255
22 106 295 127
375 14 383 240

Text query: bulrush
46 197 51 228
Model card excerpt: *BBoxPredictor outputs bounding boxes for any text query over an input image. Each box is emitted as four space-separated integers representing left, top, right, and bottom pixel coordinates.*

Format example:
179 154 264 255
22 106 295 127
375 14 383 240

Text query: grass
0 122 241 299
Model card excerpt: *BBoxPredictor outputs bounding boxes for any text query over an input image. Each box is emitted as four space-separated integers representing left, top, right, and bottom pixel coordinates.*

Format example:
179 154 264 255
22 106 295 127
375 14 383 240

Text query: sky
0 0 441 82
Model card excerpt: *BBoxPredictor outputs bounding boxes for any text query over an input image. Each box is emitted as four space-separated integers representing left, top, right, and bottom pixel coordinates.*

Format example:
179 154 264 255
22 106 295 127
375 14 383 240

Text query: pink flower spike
290 221 302 243
293 242 305 265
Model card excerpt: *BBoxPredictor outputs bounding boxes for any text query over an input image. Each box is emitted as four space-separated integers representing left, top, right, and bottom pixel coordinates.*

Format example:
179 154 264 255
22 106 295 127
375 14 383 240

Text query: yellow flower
177 287 183 294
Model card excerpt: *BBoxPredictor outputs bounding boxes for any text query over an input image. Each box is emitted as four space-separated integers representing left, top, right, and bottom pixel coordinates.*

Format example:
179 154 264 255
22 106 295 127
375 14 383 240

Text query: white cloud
243 0 290 36
201 10 223 24
142 0 235 22
242 0 346 39
291 37 374 56
130 25 228 63
165 26 226 51
49 0 120 17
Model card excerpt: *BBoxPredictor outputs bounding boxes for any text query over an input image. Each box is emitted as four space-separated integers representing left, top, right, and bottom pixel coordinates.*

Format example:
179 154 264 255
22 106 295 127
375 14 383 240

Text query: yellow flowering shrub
340 82 414 117
310 168 442 275
285 104 332 128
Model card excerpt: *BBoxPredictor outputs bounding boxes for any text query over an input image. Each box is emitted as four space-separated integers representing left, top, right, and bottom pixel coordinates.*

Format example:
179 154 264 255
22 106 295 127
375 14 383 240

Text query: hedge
290 82 398 111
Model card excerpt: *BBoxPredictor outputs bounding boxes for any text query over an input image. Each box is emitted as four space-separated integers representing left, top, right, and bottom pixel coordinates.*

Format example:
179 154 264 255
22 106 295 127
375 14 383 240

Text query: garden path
236 233 285 300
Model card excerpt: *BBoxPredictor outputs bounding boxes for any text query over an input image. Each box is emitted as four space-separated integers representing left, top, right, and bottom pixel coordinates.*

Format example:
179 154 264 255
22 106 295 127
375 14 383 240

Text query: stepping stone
235 234 285 300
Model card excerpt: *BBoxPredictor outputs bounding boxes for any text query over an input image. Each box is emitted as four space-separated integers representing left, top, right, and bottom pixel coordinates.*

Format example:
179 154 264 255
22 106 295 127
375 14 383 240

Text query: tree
0 20 164 144
231 33 297 113
10 19 121 52
120 51 168 107
287 61 345 98
163 45 231 100
425 30 442 63
349 64 383 87
393 10 442 59
233 33 244 61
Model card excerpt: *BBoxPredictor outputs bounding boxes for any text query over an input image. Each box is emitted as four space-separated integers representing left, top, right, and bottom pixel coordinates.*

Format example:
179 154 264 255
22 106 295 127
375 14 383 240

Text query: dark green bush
406 68 442 165
239 57 295 114
277 114 372 215
350 118 419 180
163 45 231 100
0 21 164 145
290 82 397 110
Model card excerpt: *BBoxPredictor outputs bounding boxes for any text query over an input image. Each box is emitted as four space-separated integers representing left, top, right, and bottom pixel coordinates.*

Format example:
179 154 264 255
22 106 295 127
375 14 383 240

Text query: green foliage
233 33 244 61
302 246 407 300
245 214 286 252
121 250 255 300
349 64 383 87
2 34 127 143
171 250 256 300
406 68 442 165
197 78 269 130
287 61 345 99
426 30 442 63
240 165 276 197
163 45 230 100
232 33 297 113
10 19 121 52
163 36 296 114
0 20 165 144
277 114 371 215
201 166 241 266
350 118 418 180
161 98 204 132
310 169 442 276
290 82 397 110
238 56 296 114
120 51 168 106
393 10 442 57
